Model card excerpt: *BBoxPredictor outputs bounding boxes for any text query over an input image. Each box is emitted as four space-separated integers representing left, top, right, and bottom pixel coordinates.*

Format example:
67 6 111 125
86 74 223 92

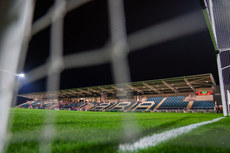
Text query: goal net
0 0 220 153
201 0 230 116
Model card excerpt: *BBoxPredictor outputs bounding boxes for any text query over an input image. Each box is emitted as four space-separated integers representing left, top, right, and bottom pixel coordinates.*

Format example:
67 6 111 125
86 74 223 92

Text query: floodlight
18 73 25 78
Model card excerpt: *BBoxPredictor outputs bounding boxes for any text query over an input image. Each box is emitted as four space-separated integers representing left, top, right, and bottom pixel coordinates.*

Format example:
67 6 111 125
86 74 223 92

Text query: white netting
205 0 230 51
0 0 208 152
204 0 230 115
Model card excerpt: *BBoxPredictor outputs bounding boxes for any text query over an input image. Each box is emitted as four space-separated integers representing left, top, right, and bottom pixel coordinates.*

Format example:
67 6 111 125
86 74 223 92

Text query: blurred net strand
39 0 66 153
31 0 92 36
0 1 34 153
108 0 139 143
219 48 230 52
128 10 206 52
0 0 215 151
5 0 35 150
16 0 36 79
21 9 205 89
222 65 230 70
108 0 130 84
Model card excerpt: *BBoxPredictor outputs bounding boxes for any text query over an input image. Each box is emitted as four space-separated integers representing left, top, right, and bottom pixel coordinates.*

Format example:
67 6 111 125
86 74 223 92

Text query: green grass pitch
6 108 229 153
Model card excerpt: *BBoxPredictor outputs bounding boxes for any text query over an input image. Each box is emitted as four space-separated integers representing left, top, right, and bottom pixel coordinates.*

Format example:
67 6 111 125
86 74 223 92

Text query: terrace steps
186 100 194 111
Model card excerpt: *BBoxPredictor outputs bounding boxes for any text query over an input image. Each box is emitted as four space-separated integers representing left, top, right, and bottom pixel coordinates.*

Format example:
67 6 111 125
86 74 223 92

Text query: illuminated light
17 73 25 78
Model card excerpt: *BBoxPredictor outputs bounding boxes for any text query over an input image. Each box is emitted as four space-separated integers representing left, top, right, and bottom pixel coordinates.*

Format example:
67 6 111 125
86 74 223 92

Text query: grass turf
138 117 230 153
7 108 223 153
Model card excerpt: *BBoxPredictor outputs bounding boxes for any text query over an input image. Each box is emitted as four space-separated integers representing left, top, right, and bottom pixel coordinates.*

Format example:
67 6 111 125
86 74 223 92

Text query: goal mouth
0 0 229 153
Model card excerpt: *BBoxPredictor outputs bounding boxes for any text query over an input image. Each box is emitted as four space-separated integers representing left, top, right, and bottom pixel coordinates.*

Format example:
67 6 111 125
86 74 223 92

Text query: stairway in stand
153 97 167 110
186 100 194 111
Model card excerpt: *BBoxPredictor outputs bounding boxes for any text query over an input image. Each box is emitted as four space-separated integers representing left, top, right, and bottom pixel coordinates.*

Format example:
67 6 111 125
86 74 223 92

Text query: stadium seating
147 96 164 102
140 103 152 106
104 103 114 110
124 101 136 110
19 103 30 108
118 103 128 106
94 106 104 111
109 102 120 110
17 94 216 113
158 96 188 110
90 102 112 111
148 96 164 110
130 102 140 110
18 100 44 108
135 107 148 111
112 107 123 111
31 101 43 106
190 100 214 110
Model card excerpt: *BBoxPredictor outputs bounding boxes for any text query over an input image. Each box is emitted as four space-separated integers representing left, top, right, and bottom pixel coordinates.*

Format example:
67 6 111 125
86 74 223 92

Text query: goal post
0 0 227 152
200 0 230 116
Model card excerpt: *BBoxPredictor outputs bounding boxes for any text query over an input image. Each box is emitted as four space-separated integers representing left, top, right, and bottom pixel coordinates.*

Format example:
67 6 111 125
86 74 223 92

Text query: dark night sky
19 0 218 94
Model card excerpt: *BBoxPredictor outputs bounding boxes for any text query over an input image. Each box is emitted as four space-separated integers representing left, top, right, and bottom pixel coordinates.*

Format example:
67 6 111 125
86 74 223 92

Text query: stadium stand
17 95 216 113
91 102 112 111
124 101 136 110
146 96 164 102
157 96 189 110
190 100 215 110
129 102 140 110
134 102 154 111
108 102 120 110
18 94 216 113
148 96 165 110
110 102 131 111
18 74 219 113
135 107 148 112
31 100 43 106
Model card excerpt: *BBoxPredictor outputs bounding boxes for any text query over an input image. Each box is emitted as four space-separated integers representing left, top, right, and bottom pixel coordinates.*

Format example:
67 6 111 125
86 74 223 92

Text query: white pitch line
119 117 224 152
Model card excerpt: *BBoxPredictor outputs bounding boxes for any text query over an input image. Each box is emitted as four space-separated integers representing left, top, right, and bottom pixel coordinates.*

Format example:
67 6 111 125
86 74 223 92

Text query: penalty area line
119 117 224 152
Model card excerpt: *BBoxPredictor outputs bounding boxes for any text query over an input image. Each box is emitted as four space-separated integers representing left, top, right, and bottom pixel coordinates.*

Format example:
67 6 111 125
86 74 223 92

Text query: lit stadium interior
0 0 230 153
